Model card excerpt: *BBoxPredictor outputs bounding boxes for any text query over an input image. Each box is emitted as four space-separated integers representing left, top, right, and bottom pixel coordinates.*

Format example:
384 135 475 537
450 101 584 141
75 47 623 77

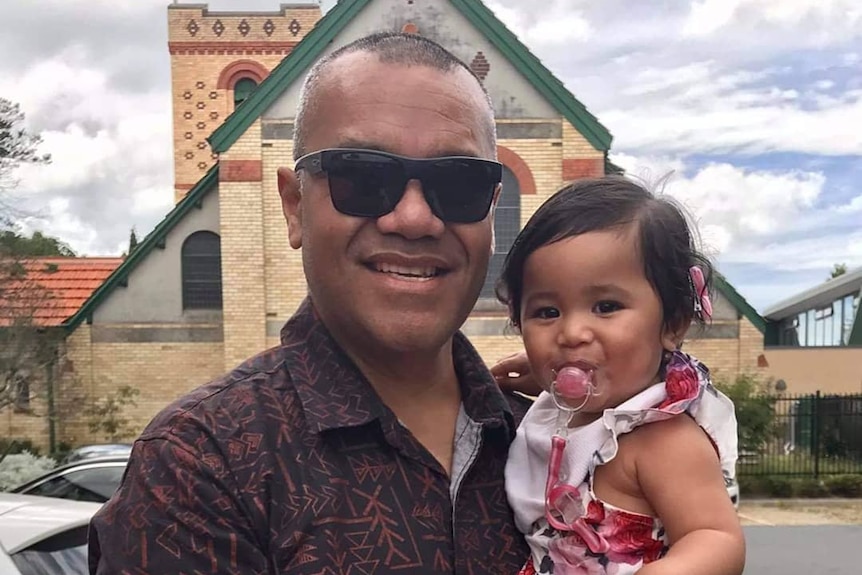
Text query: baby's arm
634 415 745 575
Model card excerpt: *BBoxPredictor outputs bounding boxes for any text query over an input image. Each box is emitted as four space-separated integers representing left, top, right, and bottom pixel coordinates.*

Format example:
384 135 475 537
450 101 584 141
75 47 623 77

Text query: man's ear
277 166 303 249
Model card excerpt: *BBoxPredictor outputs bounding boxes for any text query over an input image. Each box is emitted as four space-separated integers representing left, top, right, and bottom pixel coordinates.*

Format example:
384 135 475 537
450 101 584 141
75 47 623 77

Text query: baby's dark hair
496 176 713 334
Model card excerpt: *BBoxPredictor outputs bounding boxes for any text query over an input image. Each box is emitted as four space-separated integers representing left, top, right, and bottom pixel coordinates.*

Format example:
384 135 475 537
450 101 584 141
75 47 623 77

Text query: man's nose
375 179 445 239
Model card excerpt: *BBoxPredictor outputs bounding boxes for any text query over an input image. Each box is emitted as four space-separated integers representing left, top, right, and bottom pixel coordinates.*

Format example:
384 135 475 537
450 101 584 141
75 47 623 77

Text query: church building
3 0 766 448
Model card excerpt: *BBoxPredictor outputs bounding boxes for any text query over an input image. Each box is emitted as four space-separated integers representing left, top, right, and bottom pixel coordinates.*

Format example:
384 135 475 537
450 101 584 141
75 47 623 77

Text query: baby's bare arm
633 415 745 575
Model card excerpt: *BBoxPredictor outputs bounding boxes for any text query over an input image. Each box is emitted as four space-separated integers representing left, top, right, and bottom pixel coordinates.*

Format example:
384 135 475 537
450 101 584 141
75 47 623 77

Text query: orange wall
762 347 862 395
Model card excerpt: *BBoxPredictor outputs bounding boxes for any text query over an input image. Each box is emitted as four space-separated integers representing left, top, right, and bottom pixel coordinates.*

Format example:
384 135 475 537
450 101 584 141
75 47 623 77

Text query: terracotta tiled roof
0 257 122 327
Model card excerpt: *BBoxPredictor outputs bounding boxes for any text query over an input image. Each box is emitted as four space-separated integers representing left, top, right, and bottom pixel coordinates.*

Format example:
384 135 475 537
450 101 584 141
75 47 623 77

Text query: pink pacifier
550 364 599 412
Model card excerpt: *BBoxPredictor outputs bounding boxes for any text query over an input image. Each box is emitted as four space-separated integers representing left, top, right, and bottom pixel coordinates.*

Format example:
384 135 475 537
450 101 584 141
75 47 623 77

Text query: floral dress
505 353 738 575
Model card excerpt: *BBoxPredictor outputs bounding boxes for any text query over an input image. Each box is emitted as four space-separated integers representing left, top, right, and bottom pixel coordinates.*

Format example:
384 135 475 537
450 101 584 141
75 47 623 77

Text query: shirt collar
280 297 515 438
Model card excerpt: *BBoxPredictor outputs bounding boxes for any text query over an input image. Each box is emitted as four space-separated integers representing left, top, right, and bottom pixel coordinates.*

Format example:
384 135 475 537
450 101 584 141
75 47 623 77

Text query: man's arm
89 434 270 575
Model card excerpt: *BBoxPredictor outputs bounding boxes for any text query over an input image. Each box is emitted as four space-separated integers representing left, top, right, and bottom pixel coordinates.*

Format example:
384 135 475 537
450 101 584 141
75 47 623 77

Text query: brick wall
682 318 766 382
1 324 227 451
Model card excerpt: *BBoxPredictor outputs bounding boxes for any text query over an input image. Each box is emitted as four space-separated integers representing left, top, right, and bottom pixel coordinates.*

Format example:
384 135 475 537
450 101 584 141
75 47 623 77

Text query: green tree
0 229 76 257
83 386 140 442
128 227 138 254
830 263 848 279
1 97 50 211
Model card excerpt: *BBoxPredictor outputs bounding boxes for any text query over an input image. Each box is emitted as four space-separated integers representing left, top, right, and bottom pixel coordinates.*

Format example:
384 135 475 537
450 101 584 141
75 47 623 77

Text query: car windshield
10 525 88 575
25 466 125 503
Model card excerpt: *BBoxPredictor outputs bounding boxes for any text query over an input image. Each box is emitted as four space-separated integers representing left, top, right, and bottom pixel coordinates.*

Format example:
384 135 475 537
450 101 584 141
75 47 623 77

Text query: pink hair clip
689 266 713 321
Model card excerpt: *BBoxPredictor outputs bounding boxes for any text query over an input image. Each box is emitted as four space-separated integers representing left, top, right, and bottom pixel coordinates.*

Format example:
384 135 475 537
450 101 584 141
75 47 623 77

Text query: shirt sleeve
88 434 270 575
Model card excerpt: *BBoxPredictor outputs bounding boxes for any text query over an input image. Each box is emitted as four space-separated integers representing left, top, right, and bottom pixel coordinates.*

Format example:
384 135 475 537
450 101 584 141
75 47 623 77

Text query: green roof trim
63 166 220 331
209 0 612 154
451 0 611 151
208 0 372 153
715 274 766 334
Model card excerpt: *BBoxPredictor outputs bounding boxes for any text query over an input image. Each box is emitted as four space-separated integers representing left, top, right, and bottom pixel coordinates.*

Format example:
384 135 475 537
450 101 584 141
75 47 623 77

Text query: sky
0 0 860 314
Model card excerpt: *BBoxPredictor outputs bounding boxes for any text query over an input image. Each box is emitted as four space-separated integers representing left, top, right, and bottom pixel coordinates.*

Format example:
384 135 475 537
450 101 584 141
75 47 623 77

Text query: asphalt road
744 525 862 574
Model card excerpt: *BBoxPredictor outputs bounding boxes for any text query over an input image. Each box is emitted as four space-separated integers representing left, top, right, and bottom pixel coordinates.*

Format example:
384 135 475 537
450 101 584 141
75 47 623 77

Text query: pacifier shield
554 366 592 399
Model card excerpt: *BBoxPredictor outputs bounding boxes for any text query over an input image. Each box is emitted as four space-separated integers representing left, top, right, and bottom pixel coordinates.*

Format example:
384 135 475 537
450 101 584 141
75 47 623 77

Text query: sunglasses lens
327 151 404 218
320 150 498 222
423 159 497 223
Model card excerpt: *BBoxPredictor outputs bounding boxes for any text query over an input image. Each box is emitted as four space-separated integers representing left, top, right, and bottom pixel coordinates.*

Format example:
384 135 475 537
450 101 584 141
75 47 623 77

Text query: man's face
278 53 498 356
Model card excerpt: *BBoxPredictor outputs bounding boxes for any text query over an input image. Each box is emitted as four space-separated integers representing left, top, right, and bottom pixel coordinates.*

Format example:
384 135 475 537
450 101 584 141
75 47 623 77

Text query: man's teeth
375 263 439 278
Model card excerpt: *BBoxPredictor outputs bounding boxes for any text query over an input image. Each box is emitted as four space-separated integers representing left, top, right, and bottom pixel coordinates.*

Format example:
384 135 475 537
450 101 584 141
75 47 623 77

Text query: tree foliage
830 263 848 279
0 229 76 257
0 97 50 204
714 373 778 454
128 227 138 254
83 385 140 443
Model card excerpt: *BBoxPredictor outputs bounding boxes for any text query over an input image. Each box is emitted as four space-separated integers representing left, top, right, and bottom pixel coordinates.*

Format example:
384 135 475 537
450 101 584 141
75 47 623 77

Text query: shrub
824 475 862 497
739 474 862 498
0 438 42 457
0 451 56 491
714 373 778 455
793 477 829 498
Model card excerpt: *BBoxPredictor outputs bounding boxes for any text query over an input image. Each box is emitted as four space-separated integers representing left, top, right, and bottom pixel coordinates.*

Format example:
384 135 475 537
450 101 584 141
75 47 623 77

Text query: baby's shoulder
618 413 713 457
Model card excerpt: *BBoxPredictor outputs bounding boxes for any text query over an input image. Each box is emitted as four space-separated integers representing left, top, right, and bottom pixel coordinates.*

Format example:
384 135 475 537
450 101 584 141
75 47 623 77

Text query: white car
0 493 101 575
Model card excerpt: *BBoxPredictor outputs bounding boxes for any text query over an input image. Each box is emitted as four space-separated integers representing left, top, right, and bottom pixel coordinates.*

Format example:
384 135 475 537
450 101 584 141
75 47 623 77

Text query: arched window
233 77 258 107
480 165 520 300
181 231 222 310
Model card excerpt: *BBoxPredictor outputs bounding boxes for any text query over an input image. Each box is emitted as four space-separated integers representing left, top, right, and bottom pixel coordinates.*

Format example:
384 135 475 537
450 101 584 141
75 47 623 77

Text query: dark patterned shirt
88 298 531 574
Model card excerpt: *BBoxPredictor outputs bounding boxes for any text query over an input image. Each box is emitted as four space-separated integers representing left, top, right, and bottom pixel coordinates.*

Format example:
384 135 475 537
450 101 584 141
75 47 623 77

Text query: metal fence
737 392 862 477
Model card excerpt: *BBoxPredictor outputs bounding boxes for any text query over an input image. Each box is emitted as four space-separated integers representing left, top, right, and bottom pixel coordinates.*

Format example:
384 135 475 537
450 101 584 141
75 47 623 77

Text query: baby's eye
593 301 622 315
532 306 560 320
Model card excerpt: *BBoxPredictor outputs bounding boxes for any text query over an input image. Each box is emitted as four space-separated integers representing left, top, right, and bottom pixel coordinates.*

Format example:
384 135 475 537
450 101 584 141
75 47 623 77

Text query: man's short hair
293 31 497 160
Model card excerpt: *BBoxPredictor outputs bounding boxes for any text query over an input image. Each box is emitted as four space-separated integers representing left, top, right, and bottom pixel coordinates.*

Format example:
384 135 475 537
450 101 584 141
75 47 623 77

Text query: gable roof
63 165 219 331
715 274 765 334
208 0 613 153
1 258 122 327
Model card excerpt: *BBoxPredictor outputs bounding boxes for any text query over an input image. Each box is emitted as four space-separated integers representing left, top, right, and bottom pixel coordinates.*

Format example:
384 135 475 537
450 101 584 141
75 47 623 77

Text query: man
89 32 531 574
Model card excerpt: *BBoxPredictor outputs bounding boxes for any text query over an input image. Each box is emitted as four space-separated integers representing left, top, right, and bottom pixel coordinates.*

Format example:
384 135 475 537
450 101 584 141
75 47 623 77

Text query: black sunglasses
294 148 502 223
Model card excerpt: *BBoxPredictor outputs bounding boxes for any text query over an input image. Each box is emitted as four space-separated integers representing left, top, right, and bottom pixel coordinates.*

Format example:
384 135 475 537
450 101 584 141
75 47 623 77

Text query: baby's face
518 228 678 416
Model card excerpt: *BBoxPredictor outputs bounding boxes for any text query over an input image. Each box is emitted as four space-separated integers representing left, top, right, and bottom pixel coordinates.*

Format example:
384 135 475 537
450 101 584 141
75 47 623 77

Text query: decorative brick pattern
470 51 491 81
216 59 269 89
497 145 536 195
168 42 299 56
168 4 320 201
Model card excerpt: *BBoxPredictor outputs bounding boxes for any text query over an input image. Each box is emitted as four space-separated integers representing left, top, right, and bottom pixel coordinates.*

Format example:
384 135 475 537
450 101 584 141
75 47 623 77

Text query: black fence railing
737 392 862 477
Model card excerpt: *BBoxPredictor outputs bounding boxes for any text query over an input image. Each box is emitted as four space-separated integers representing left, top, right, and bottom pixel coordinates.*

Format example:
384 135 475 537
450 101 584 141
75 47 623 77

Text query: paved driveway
744 525 861 574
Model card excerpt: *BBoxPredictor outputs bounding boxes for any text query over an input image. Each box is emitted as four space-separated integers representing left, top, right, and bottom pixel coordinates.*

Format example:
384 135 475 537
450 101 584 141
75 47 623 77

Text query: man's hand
491 351 543 397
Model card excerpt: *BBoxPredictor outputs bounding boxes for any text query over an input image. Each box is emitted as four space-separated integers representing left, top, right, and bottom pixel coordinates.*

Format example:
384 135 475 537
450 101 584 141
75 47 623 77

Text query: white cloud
601 75 862 155
485 1 592 45
612 153 862 275
684 0 862 43
3 50 173 256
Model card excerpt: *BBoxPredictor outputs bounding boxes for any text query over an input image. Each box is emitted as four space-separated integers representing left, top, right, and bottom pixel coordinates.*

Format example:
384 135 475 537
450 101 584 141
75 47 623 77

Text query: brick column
219 121 267 370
